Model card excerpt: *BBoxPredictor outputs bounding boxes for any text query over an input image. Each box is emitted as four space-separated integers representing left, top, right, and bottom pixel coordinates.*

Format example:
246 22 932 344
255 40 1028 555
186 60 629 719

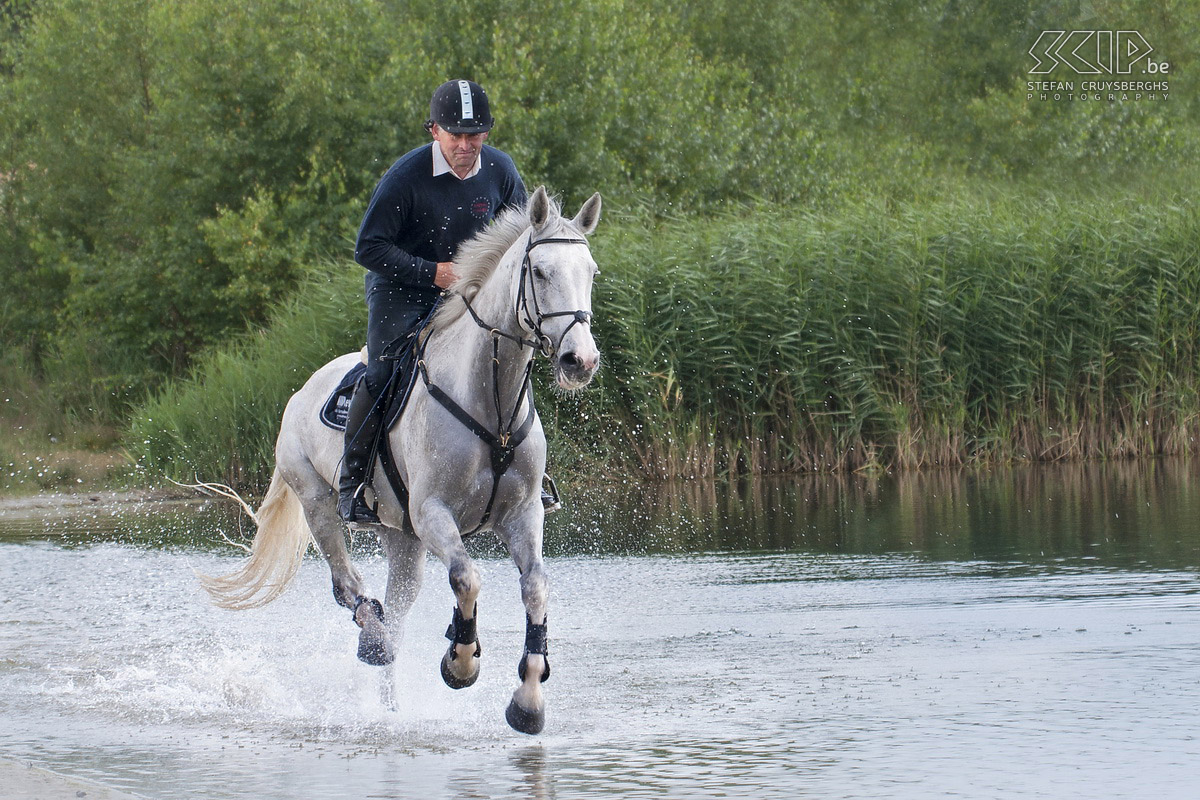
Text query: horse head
522 186 602 391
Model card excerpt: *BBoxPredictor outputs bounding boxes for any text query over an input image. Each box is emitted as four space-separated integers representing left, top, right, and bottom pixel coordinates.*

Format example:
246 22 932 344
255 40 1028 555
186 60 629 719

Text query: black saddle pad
320 343 420 433
320 362 366 431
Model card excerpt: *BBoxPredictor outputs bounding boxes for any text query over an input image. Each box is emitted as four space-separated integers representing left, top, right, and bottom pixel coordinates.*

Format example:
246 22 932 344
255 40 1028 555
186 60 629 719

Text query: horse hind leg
377 526 426 645
345 595 389 666
371 525 423 711
290 468 393 666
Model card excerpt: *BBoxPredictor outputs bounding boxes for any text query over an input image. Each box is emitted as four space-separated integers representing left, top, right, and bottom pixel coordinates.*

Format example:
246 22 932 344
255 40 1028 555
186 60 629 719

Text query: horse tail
197 468 312 610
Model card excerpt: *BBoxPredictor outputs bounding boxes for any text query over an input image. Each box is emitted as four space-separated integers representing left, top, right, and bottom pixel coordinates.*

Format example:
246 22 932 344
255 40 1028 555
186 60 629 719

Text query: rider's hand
434 261 459 290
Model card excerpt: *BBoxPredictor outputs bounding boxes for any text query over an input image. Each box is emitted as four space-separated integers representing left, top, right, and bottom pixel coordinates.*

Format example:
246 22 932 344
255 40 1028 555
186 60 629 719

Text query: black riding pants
364 287 435 398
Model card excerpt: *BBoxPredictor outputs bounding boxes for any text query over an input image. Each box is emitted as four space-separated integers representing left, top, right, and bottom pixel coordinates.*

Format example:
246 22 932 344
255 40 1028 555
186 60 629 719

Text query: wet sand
0 757 144 800
0 489 202 520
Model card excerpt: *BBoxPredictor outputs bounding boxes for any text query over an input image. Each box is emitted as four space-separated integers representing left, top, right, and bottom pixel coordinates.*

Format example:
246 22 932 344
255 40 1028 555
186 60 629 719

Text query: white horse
200 187 602 734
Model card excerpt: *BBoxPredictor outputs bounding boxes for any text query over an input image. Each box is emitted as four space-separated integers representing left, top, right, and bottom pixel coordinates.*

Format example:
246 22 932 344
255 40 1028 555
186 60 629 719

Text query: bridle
516 235 594 358
459 232 593 358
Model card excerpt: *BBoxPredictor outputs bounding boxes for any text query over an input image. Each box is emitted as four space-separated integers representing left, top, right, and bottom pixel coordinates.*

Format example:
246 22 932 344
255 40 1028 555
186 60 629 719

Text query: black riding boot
338 376 382 525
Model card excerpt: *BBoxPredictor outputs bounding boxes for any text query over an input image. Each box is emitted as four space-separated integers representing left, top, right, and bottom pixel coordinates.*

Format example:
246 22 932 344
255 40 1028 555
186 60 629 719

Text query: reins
415 232 592 534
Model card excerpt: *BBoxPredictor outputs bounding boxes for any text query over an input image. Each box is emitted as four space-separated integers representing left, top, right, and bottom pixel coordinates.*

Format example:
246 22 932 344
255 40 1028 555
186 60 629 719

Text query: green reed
583 192 1200 479
127 192 1200 490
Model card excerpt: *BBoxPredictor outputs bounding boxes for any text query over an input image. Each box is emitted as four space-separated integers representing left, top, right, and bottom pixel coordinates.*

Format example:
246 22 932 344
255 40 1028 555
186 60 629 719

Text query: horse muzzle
554 348 599 390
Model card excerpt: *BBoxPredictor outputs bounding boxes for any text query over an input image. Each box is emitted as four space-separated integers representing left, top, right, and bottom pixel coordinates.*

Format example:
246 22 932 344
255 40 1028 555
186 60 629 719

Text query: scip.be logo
1029 31 1167 75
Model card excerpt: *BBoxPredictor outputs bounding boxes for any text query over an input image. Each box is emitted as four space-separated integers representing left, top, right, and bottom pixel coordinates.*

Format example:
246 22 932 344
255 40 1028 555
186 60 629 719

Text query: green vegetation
130 268 362 488
2 0 1198 491
590 192 1200 479
131 191 1200 491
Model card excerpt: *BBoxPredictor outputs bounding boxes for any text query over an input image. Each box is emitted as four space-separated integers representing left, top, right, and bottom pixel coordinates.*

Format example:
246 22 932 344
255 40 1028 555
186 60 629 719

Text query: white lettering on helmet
458 80 474 120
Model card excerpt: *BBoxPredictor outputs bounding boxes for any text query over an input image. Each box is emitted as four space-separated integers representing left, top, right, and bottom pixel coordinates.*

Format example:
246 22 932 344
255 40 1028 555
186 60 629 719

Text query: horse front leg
412 502 483 689
499 515 550 735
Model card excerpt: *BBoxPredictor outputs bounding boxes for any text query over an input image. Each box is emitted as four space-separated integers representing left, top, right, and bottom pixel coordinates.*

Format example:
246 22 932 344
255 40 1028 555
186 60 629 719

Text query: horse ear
528 186 551 231
572 192 602 235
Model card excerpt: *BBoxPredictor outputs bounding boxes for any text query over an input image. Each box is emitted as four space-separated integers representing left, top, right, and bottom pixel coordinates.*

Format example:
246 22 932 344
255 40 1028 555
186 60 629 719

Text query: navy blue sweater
354 143 527 302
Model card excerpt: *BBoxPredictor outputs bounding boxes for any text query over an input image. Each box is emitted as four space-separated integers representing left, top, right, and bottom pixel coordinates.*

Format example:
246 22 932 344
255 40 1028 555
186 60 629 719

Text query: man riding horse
340 79 558 525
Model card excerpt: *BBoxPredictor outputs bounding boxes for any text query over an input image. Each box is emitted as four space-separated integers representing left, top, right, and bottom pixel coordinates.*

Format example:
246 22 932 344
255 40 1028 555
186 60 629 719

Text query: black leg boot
338 376 382 525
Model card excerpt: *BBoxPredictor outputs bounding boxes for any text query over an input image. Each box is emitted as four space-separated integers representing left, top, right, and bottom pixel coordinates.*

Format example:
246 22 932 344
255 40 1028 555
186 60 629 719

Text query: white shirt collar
431 141 482 180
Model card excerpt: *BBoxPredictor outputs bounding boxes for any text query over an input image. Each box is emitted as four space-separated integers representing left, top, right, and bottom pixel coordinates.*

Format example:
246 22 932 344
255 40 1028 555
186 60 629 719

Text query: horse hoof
505 699 545 735
353 597 393 666
440 643 479 689
358 627 394 666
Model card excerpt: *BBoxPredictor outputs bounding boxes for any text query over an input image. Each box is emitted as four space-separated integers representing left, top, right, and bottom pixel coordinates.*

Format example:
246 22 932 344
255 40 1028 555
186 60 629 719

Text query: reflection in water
1 460 1195 571
510 746 551 800
553 458 1200 566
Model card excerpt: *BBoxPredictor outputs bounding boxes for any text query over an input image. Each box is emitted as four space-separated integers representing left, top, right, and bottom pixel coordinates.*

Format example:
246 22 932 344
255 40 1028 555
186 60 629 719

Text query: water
1 461 1198 799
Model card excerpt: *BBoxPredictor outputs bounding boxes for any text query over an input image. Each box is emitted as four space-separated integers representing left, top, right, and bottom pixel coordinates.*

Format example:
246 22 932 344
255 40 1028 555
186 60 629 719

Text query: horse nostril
560 352 584 371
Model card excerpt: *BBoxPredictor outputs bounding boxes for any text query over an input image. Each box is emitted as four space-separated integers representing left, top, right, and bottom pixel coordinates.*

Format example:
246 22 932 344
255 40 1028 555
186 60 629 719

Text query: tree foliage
0 0 1196 421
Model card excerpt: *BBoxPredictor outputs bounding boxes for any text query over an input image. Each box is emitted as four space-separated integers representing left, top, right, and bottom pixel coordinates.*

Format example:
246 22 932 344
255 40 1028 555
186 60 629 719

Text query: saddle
320 361 367 431
321 335 422 526
320 348 417 434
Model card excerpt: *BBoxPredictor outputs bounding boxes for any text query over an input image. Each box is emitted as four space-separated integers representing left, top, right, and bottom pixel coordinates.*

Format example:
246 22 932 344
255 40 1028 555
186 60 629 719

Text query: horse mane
428 194 573 333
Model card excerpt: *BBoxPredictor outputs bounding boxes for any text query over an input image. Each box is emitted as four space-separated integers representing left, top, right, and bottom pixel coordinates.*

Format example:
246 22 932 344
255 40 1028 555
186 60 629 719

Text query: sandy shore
0 488 204 520
0 757 146 799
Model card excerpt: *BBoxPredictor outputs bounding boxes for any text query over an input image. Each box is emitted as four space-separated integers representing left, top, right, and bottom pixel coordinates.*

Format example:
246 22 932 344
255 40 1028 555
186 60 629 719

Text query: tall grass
0 344 128 494
129 265 363 488
588 192 1200 479
127 191 1200 491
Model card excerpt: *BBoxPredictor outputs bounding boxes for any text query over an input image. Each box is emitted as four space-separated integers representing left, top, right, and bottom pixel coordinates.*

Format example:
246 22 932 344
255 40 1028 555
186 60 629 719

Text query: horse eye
533 266 547 280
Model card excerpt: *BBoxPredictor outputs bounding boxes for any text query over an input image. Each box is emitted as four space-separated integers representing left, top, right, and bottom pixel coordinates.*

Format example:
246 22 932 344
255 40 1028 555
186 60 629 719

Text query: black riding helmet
425 79 494 134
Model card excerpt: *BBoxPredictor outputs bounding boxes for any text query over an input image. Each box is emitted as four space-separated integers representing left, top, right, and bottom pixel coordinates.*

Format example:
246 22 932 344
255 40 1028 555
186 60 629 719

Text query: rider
339 79 553 525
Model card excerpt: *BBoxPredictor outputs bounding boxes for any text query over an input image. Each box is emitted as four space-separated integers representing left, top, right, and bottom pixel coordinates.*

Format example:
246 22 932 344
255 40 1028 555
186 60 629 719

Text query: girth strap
418 344 537 535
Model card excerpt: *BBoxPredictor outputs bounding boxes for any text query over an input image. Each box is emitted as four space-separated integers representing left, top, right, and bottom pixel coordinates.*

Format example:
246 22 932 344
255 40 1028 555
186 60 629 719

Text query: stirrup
339 484 381 526
541 474 562 514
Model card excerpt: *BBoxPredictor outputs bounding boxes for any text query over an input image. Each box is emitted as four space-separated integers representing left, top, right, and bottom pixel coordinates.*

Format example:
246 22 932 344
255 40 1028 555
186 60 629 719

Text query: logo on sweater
470 197 492 219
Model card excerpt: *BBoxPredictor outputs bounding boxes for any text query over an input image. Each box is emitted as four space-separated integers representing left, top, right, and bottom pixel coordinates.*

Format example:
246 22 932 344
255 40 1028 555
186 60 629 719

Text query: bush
129 264 363 488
